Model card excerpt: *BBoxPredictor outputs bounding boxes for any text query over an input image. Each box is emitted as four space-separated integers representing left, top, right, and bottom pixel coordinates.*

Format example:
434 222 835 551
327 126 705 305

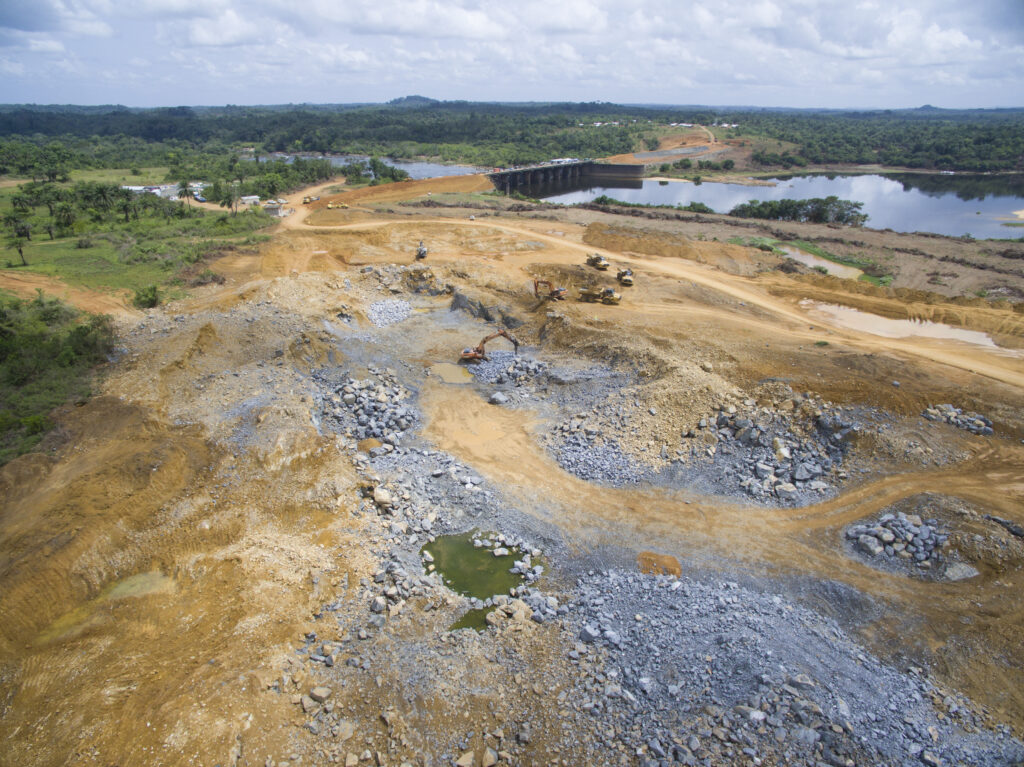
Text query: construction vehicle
326 201 348 209
616 268 634 286
460 330 519 361
416 241 428 260
586 253 610 271
578 287 621 305
302 196 320 204
533 279 567 301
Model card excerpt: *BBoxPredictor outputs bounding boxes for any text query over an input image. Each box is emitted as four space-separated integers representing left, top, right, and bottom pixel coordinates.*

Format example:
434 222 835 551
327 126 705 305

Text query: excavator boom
533 279 567 300
460 329 520 361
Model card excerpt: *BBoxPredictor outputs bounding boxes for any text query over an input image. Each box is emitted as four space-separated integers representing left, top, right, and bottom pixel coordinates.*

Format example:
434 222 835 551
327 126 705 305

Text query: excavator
617 268 634 286
416 241 428 260
578 286 621 305
586 253 610 271
533 279 567 301
460 329 519 362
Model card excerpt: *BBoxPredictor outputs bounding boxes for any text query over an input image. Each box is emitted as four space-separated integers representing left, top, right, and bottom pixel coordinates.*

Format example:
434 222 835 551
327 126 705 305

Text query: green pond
421 533 525 631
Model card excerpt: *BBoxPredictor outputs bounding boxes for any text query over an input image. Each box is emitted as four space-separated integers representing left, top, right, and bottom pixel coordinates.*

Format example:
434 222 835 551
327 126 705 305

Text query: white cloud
0 0 1021 107
27 37 65 52
188 8 263 46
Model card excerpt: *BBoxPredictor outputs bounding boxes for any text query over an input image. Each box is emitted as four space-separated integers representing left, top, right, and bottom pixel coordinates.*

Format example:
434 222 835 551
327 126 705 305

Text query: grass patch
4 208 273 294
814 340 830 347
68 167 170 185
728 236 785 253
0 290 116 465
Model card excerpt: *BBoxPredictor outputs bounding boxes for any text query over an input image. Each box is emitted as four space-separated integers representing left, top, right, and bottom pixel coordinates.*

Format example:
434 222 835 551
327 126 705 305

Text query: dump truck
586 253 610 270
578 287 621 304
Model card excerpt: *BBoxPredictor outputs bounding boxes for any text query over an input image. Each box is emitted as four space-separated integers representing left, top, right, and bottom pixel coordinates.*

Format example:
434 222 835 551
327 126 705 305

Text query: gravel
565 569 1024 767
367 299 412 327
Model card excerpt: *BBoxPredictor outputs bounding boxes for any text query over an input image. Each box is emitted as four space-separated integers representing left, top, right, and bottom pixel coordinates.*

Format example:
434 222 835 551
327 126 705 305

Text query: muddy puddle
429 362 474 384
782 247 863 279
801 300 1022 354
36 571 175 645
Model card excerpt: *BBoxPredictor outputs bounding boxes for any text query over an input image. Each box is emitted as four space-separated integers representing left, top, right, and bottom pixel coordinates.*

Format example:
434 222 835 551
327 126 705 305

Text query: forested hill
0 101 1022 172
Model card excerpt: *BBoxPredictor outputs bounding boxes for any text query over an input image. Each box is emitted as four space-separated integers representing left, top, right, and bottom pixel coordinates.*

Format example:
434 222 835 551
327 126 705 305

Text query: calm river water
540 173 1024 240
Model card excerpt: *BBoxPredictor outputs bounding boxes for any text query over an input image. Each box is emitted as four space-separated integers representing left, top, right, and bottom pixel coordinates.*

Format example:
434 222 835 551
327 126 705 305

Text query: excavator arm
460 329 520 361
533 279 567 300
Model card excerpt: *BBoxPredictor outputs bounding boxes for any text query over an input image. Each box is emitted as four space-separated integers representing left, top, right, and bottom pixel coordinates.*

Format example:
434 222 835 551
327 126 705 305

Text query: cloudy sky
1 0 1021 109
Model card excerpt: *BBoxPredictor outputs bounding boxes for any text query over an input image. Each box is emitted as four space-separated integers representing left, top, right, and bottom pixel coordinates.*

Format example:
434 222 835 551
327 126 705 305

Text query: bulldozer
460 329 519 362
578 286 621 305
586 253 610 271
617 268 634 286
326 201 348 209
302 196 319 204
416 241 428 260
533 279 567 301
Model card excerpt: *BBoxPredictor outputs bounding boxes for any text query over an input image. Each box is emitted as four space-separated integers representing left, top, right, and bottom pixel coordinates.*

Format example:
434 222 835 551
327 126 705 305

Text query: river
538 173 1024 240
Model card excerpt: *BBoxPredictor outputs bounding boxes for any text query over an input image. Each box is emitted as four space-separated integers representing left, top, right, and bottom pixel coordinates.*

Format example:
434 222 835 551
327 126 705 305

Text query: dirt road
0 270 139 317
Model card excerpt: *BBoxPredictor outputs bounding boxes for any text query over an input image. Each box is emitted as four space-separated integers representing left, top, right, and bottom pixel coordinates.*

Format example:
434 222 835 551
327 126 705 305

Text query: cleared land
1 173 1023 767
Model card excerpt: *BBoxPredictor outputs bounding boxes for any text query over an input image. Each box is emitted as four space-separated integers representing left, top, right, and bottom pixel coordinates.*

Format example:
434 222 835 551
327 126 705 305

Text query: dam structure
488 160 645 194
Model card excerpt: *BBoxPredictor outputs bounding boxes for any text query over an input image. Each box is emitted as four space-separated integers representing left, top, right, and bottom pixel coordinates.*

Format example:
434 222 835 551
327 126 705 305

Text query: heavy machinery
533 279 567 300
460 330 519 361
586 253 610 271
302 196 320 204
416 241 428 260
326 201 348 209
578 287 621 305
617 268 634 286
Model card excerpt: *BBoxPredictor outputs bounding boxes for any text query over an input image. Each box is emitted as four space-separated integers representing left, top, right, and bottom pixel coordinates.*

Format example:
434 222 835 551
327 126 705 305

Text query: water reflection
539 173 1024 239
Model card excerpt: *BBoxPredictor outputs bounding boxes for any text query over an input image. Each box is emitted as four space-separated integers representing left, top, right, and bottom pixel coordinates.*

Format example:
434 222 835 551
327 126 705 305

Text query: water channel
538 173 1024 240
265 153 484 180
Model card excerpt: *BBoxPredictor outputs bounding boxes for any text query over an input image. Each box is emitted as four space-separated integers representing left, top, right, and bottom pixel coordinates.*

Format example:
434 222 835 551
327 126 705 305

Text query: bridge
488 160 644 194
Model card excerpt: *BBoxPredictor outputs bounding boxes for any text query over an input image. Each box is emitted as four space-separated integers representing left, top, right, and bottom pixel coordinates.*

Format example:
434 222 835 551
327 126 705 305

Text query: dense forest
0 101 1022 174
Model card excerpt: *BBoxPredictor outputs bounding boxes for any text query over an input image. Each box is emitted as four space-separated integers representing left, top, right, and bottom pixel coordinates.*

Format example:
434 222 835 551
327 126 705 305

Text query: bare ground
1 175 1023 766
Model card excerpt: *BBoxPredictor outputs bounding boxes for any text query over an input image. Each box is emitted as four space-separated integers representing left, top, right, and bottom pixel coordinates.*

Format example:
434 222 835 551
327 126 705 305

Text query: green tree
6 233 28 266
219 182 240 215
177 180 192 209
54 202 76 230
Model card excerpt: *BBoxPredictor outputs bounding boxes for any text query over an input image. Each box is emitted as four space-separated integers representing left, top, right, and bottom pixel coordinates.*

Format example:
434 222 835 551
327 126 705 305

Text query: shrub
133 285 159 308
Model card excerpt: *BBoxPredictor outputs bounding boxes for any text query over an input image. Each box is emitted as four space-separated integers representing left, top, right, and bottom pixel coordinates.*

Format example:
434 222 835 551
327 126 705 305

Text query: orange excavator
533 279 567 301
460 329 520 362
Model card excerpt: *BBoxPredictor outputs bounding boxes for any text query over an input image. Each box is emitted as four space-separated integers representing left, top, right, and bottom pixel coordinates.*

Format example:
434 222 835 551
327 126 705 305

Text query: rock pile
682 399 856 503
318 367 418 445
367 299 412 327
566 569 1022 767
923 404 994 436
846 512 949 570
554 431 648 486
467 350 547 386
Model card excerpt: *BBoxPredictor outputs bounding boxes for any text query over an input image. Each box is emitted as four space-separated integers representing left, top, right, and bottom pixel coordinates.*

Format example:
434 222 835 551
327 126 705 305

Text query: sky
0 0 1022 110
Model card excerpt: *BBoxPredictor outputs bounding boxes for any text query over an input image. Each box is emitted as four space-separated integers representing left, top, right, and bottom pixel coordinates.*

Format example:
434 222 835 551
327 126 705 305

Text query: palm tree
219 182 240 216
55 202 76 230
177 180 192 210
